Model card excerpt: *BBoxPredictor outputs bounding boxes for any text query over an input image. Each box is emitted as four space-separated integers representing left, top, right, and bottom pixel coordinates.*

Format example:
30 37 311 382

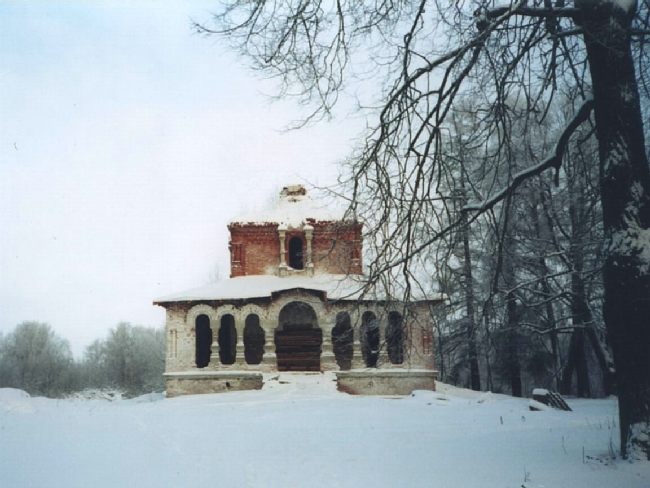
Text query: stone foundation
335 369 437 395
165 371 263 397
165 369 437 396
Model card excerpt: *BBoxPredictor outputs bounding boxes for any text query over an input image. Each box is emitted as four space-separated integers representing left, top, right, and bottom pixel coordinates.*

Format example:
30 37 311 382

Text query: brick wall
228 223 279 277
228 220 363 276
311 221 363 274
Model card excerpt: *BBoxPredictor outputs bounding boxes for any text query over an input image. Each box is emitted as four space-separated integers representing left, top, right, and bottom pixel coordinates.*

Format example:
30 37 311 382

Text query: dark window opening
387 311 404 365
195 314 212 368
361 311 380 367
288 236 304 269
332 312 353 370
244 314 265 365
218 314 237 365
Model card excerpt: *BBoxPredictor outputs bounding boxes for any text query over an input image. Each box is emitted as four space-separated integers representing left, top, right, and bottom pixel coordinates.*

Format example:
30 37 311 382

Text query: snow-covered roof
154 273 440 304
156 274 364 303
230 184 348 228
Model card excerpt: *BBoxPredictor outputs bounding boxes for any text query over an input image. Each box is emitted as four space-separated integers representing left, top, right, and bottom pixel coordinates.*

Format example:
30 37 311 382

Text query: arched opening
275 301 321 371
288 236 304 269
218 314 237 365
195 314 212 368
332 312 353 370
387 311 404 365
361 311 380 367
244 314 265 365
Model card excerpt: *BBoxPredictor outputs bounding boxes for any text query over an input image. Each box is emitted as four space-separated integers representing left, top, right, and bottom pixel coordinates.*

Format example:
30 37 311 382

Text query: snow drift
0 374 648 488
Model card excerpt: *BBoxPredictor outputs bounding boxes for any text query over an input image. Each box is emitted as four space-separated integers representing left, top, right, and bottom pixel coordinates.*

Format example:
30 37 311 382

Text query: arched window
387 311 404 365
288 236 304 269
361 311 380 367
218 314 237 365
332 312 353 370
244 314 265 365
195 314 212 368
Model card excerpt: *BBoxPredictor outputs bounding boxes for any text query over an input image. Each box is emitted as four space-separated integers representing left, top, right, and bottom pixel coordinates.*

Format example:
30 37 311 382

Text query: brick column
278 224 287 276
351 326 365 369
234 320 246 368
261 318 277 369
210 324 220 367
320 323 338 371
304 224 314 276
377 322 391 368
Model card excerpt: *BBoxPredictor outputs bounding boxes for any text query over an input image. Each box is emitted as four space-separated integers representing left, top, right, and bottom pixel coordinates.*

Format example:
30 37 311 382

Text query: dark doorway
387 311 404 364
195 314 212 368
332 312 353 370
275 301 321 371
288 236 304 269
361 311 380 367
218 314 237 365
244 314 265 365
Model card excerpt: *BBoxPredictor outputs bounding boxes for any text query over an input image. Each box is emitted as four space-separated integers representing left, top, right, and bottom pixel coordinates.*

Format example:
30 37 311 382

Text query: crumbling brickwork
228 220 363 277
311 221 362 275
228 223 279 277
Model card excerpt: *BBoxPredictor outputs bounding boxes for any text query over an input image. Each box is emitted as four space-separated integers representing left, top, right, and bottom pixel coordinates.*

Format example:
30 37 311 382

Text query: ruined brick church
155 185 440 396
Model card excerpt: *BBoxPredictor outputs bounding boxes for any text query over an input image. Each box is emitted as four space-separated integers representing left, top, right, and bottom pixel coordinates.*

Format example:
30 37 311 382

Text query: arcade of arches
192 301 405 371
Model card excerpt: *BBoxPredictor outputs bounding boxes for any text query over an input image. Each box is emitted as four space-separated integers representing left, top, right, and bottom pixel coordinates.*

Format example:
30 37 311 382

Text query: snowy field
1 374 648 488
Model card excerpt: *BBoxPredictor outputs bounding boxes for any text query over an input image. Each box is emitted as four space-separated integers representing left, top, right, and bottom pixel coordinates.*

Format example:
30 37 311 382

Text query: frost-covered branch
464 99 594 213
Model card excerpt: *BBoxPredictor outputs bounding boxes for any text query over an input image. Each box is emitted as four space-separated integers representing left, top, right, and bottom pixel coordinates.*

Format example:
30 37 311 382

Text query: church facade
155 185 440 396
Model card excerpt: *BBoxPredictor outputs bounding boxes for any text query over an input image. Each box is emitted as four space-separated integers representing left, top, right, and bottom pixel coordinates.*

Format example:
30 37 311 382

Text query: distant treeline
0 321 164 398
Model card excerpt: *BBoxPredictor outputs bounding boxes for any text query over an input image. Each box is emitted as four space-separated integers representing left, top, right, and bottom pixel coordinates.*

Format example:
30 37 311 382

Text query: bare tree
202 0 650 458
81 323 165 395
0 321 74 397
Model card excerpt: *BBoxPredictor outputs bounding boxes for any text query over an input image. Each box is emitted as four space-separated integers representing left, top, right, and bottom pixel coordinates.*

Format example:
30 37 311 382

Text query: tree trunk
482 309 495 392
501 214 522 398
563 188 592 398
561 327 590 397
578 1 650 459
540 274 561 389
532 193 561 390
505 291 522 397
462 231 481 391
435 320 446 381
584 327 615 396
459 178 481 391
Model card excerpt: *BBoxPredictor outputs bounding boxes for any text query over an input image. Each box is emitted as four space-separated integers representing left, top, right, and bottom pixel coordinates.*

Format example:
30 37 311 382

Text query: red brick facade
228 219 363 277
228 223 279 277
311 221 363 275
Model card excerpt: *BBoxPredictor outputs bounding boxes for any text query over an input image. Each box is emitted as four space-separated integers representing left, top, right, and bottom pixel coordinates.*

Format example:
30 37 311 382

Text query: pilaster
210 325 220 367
377 326 390 367
351 327 366 369
304 224 314 276
278 224 288 276
234 322 246 367
320 328 338 371
261 321 277 367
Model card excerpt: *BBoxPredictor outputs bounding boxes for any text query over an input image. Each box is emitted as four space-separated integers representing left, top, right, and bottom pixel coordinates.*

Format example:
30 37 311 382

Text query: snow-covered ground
1 374 648 488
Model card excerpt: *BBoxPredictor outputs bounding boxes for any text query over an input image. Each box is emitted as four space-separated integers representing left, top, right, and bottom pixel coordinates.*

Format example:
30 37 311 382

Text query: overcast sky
0 0 363 355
